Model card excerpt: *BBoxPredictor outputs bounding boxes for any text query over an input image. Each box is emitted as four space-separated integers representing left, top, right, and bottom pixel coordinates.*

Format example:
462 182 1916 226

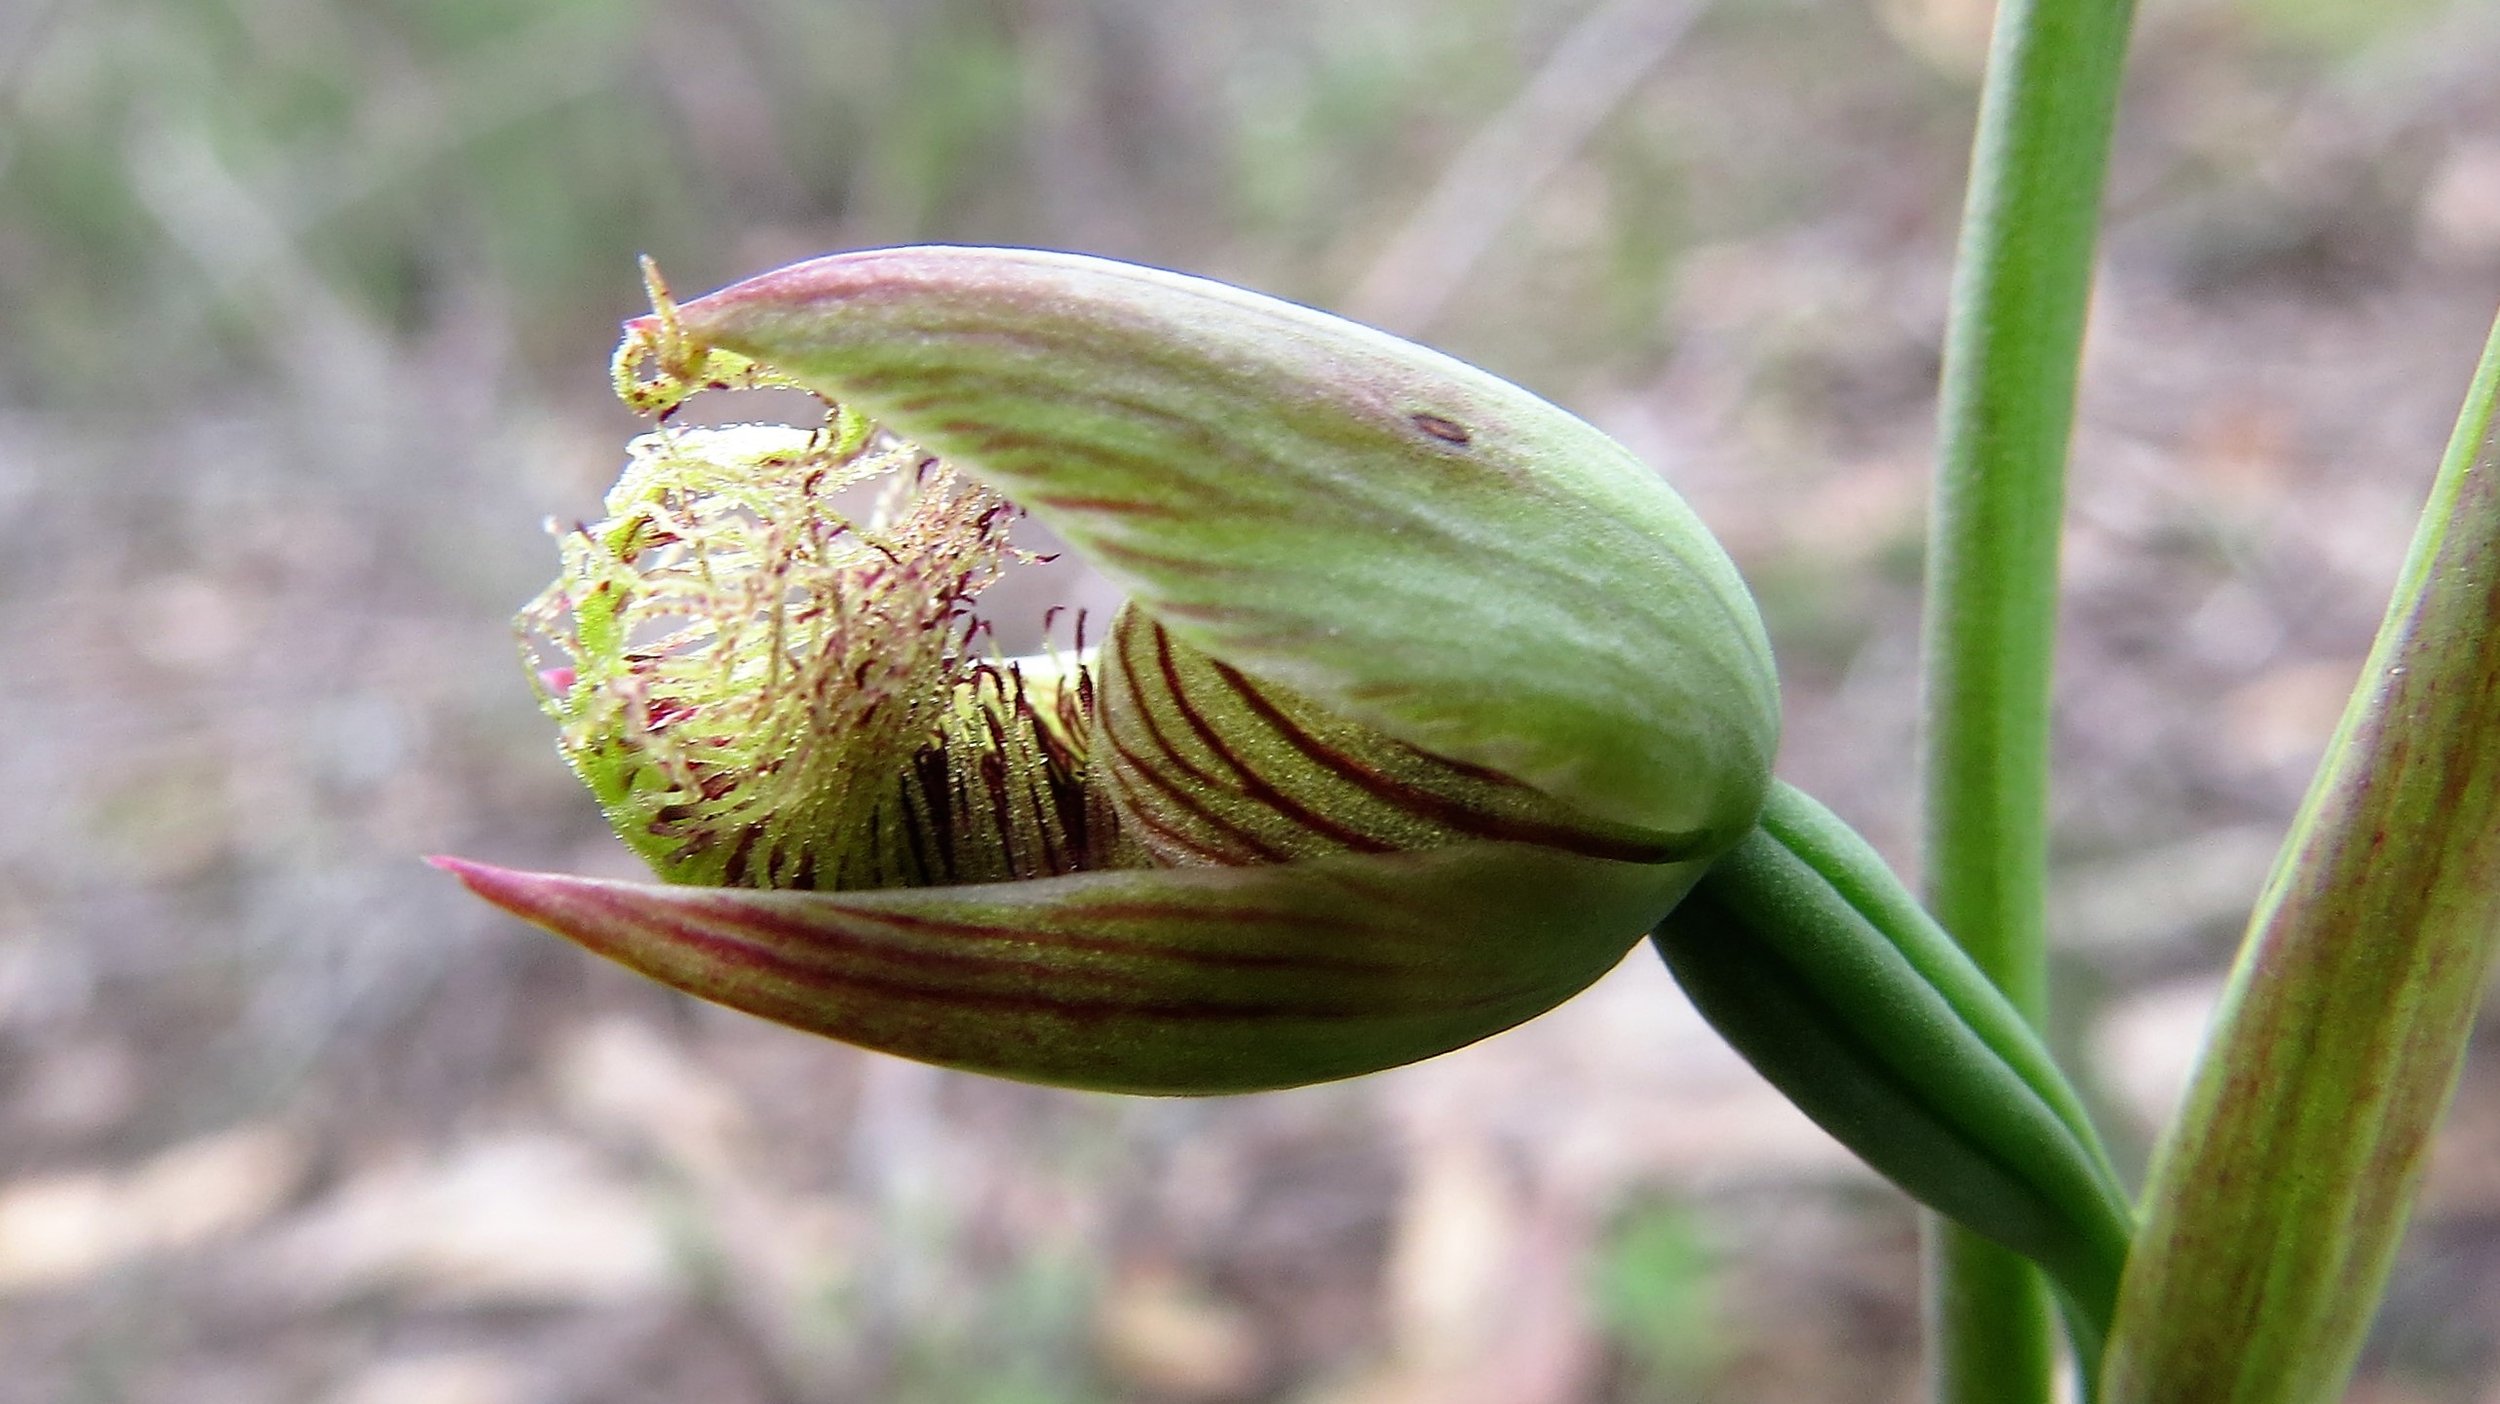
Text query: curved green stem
1654 784 2133 1362
1919 0 2137 1397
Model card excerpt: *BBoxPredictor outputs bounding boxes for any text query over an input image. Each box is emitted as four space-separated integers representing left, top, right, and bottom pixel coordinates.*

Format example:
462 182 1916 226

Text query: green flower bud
443 248 1779 1093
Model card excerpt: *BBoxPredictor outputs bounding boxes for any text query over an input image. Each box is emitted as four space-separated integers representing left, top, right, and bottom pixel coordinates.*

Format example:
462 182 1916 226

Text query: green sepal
648 246 1779 855
435 840 1707 1095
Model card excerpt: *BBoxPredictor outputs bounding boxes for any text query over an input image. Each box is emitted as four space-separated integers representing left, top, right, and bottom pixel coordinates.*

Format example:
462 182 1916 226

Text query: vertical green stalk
1918 1 2136 1400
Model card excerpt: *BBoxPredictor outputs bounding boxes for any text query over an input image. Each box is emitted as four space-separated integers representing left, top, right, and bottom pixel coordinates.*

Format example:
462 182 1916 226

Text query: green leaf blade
2102 309 2500 1404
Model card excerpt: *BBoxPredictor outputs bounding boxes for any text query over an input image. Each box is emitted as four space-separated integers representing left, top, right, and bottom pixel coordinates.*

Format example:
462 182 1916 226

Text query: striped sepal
434 839 1703 1094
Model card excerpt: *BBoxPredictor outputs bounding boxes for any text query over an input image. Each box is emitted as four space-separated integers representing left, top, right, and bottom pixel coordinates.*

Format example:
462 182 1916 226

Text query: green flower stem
1918 0 2137 1397
1653 784 2133 1362
2100 309 2500 1404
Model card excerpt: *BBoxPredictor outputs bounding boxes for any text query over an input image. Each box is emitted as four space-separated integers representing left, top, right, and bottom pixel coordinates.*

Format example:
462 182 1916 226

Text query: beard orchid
439 247 1780 1093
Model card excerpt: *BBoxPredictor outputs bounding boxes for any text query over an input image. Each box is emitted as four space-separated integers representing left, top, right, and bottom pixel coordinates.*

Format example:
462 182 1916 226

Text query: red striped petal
433 842 1699 1093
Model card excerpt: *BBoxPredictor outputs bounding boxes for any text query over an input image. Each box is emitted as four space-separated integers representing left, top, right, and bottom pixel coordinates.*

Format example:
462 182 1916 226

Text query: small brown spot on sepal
1410 412 1471 446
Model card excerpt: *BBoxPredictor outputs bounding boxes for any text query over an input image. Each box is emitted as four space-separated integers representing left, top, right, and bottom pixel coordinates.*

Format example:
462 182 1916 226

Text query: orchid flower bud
441 247 1779 1093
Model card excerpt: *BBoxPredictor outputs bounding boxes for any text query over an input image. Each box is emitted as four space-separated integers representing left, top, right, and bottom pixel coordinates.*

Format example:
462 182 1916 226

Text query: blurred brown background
6 0 2500 1399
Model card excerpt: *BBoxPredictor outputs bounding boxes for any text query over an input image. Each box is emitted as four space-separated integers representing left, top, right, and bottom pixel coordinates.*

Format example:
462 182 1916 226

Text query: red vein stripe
650 919 1516 1024
456 872 1516 1022
1098 749 1267 865
1199 655 1686 865
714 900 1408 982
919 424 1242 517
1099 622 1298 862
1140 620 1397 855
463 864 1422 982
1085 536 1236 579
837 359 1428 519
1025 494 1184 518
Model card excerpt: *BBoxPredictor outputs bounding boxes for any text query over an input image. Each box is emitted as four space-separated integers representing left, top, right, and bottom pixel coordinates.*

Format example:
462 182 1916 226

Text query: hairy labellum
525 330 1097 891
